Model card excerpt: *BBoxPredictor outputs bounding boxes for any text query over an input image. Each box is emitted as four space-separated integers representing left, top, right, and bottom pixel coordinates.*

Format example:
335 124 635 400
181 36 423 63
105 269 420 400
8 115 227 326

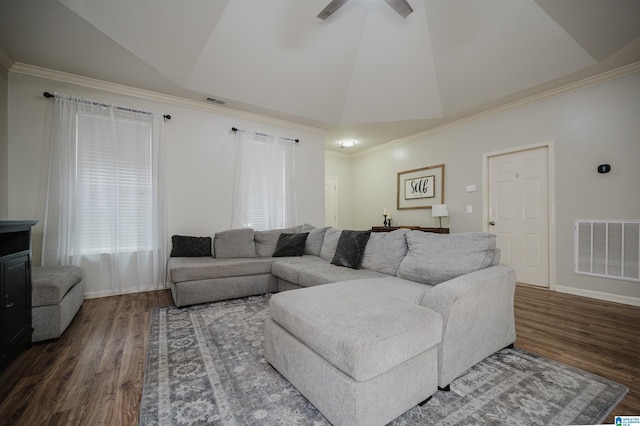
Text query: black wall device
597 164 611 174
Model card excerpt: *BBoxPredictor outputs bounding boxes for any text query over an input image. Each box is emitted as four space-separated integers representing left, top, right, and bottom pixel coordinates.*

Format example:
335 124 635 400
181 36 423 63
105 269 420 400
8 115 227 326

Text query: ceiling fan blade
384 0 413 18
317 0 350 20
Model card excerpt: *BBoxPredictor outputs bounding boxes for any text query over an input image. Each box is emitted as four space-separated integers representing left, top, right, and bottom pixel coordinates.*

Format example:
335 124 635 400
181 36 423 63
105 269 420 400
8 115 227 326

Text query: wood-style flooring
0 284 637 425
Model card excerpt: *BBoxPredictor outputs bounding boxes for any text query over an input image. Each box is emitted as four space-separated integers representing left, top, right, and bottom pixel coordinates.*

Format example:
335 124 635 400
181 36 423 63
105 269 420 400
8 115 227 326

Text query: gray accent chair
31 265 84 342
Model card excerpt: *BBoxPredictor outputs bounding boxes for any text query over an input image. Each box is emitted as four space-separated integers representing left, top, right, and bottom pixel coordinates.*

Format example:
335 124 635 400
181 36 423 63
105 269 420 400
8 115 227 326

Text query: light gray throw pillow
214 228 257 259
305 226 329 256
397 231 498 285
319 228 341 261
361 229 409 275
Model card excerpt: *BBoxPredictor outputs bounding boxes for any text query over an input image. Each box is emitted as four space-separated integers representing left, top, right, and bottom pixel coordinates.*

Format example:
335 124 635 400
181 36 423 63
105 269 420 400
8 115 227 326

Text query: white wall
341 70 640 305
0 65 8 219
7 72 326 265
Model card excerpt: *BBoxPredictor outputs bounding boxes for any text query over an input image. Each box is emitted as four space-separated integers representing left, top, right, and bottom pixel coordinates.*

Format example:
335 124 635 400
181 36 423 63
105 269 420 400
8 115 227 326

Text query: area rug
140 294 627 425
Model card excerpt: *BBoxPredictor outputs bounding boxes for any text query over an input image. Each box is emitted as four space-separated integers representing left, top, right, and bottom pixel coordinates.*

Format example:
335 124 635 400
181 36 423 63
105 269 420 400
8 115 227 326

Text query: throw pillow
331 230 371 269
304 226 330 256
319 228 341 261
170 235 212 257
361 228 409 275
254 226 301 257
273 233 309 257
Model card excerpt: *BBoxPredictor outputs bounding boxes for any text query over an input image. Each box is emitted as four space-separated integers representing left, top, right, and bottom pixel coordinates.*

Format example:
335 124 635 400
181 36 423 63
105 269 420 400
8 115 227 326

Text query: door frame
325 176 338 229
482 141 556 290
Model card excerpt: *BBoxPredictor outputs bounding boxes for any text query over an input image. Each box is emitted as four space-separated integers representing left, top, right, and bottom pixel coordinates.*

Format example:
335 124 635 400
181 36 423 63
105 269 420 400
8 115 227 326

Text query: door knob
489 221 495 226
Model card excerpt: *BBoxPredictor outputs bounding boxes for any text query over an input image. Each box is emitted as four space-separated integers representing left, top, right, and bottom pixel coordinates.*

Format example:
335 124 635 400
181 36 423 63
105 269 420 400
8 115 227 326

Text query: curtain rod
231 127 299 143
43 92 171 120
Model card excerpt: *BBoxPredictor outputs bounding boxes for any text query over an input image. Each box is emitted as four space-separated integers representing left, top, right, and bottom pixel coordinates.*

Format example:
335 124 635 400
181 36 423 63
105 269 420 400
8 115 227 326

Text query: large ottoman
264 279 442 426
31 266 84 342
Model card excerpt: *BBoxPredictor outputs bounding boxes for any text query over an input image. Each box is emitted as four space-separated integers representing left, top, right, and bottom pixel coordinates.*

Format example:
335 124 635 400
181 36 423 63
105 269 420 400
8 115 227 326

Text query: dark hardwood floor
514 284 640 422
0 285 637 425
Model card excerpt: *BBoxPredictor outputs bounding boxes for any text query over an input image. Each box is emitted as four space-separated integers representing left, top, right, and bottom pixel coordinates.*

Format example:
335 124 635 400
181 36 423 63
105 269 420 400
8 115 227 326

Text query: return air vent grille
575 220 640 282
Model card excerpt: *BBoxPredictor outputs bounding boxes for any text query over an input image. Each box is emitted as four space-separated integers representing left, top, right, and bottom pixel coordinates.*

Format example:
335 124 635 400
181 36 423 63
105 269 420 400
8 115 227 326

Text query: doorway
325 177 338 228
484 143 553 288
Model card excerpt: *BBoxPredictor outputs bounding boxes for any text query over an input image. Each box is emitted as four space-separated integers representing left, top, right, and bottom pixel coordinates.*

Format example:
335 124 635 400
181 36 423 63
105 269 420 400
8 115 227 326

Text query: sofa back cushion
361 229 409 275
254 225 302 257
397 231 499 285
319 228 341 261
214 228 257 259
305 226 329 256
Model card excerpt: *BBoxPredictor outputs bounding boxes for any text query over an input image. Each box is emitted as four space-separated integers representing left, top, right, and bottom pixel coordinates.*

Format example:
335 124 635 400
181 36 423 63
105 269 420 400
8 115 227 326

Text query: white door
325 177 338 228
488 146 549 287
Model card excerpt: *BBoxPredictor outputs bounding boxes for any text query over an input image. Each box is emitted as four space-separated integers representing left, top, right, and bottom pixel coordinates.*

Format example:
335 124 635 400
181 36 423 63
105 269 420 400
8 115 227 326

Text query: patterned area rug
140 295 627 425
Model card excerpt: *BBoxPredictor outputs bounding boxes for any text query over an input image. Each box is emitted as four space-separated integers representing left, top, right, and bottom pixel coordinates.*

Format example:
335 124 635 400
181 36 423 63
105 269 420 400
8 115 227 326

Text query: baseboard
555 285 640 307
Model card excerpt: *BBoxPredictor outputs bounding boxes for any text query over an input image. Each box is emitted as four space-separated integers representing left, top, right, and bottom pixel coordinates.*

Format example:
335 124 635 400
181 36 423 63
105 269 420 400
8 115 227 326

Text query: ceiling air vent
206 97 226 105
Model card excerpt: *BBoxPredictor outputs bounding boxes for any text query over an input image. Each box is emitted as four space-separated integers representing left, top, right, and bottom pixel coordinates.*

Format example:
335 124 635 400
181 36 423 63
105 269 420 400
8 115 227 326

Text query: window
231 130 297 230
76 113 153 254
42 93 166 296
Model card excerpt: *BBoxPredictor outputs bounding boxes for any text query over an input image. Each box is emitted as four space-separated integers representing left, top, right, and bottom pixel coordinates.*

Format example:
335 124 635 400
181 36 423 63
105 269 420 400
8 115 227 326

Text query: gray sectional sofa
167 225 516 426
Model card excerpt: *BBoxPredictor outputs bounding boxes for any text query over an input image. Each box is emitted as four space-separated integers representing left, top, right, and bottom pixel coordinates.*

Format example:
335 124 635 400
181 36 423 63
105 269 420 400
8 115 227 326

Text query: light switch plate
466 185 476 193
466 205 473 213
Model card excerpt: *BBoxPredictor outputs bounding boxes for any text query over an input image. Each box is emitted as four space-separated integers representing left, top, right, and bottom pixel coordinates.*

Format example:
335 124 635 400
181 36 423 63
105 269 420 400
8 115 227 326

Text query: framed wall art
397 164 445 210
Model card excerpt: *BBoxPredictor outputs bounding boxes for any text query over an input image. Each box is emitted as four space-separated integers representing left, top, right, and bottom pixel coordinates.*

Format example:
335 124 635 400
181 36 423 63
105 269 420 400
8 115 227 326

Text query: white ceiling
1 0 639 152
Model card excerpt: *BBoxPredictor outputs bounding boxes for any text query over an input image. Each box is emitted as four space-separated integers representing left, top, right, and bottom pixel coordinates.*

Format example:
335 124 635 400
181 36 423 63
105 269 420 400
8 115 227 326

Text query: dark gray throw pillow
331 230 371 269
273 233 309 257
170 235 212 257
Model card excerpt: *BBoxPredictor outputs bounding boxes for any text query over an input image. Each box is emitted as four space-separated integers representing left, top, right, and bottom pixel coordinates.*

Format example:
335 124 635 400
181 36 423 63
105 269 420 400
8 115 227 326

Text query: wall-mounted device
597 164 611 174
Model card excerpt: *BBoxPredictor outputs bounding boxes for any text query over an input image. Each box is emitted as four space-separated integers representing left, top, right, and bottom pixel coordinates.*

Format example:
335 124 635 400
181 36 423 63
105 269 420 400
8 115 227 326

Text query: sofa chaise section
265 278 442 426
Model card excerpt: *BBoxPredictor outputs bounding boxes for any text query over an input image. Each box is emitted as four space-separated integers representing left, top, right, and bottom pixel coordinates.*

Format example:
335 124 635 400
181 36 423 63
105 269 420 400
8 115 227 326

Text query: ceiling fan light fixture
339 139 357 148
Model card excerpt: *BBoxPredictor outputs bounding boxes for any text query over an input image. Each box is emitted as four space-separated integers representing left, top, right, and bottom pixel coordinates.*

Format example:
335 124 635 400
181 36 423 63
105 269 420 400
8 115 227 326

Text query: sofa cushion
297 263 386 287
319 228 341 261
254 226 302 257
300 223 316 232
273 233 308 257
269 279 443 382
170 235 212 257
168 257 274 283
398 232 499 285
214 228 257 259
304 226 329 256
361 229 408 275
331 230 371 269
271 256 326 284
32 265 83 307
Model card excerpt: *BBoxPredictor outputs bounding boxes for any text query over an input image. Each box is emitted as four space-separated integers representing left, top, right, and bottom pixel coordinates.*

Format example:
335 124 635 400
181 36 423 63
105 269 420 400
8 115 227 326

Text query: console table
371 226 450 234
0 220 37 372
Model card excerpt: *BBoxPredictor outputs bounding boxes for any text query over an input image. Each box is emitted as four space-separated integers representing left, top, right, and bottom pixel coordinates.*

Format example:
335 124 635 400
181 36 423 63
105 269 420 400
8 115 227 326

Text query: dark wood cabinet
371 226 450 234
0 220 37 372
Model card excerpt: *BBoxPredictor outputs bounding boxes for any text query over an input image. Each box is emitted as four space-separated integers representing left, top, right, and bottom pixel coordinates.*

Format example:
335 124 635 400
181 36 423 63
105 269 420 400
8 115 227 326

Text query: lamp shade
432 204 449 218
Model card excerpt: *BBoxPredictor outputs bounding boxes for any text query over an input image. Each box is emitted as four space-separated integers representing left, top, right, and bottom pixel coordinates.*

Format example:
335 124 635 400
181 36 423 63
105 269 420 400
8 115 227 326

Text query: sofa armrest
419 265 516 387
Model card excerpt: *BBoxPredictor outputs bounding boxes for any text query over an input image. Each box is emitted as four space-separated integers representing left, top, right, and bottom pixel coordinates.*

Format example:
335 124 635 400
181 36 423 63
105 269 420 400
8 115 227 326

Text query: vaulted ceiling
1 0 639 152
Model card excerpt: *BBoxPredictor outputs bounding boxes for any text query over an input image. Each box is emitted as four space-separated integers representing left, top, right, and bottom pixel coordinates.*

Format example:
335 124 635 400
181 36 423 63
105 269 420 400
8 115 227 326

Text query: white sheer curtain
231 130 297 230
42 93 167 297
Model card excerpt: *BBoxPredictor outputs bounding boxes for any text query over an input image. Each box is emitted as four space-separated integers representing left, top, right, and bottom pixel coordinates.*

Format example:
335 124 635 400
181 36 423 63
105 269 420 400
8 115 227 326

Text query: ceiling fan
317 0 413 20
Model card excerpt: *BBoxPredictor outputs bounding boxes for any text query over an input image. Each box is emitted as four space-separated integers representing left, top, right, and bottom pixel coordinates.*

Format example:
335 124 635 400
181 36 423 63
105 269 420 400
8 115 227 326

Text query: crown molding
0 46 14 71
9 62 328 136
353 61 640 158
